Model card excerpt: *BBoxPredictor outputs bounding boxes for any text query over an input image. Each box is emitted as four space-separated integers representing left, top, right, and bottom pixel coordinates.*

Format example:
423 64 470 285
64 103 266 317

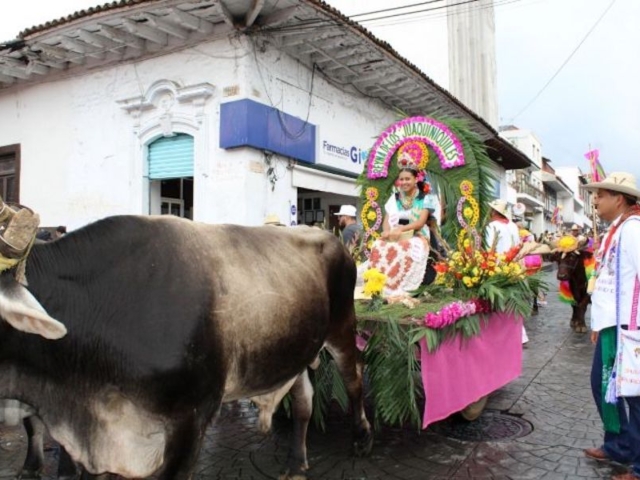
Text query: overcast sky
1 0 638 180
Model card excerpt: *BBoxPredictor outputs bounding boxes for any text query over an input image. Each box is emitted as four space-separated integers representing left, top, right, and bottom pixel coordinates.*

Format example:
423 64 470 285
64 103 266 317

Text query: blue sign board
219 99 316 164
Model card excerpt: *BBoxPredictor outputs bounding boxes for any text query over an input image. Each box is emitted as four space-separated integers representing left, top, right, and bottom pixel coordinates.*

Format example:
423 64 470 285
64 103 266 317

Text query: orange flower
434 263 448 273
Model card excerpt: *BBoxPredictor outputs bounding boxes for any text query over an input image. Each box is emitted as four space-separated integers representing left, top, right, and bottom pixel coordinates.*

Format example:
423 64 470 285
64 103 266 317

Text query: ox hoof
353 429 373 457
17 470 41 480
574 325 588 334
279 470 307 480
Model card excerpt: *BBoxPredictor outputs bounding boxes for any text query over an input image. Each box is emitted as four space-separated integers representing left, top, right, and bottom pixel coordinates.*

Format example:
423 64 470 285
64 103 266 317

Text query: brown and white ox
553 246 593 333
0 215 372 480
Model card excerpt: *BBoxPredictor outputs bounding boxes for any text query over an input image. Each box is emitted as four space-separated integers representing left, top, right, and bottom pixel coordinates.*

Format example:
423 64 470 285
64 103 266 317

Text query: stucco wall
0 33 506 230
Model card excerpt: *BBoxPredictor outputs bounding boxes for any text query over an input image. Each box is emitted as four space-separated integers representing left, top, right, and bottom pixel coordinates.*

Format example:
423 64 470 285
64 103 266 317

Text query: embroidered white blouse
590 216 640 332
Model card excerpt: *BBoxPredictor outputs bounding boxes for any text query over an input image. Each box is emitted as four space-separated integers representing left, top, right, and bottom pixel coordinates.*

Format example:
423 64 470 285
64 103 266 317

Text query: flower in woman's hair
423 182 431 194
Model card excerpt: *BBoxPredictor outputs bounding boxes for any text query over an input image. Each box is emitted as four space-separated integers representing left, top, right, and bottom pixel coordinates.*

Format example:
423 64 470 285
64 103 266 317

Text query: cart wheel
460 395 488 421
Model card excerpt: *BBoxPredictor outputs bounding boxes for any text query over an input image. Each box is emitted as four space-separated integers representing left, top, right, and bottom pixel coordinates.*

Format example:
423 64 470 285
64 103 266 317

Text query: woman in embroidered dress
381 166 433 242
369 142 435 298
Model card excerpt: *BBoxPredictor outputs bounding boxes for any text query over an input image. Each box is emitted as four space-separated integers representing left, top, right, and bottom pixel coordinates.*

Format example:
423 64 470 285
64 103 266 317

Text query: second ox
552 240 593 333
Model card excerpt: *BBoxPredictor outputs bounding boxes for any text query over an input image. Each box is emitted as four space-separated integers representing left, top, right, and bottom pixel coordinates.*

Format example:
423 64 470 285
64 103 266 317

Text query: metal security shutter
148 134 194 179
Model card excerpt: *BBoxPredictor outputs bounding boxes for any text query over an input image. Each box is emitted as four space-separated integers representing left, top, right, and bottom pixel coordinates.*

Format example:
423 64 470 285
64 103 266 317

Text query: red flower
434 263 448 273
504 245 521 263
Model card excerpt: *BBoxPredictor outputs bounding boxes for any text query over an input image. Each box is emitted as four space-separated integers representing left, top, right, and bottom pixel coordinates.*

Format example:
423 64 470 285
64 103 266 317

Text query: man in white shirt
582 172 640 480
484 199 529 342
485 199 520 253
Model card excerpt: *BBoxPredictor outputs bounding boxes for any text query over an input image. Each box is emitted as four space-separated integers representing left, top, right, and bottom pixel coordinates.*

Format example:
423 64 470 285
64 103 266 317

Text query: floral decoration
366 117 466 179
397 140 429 171
554 235 579 253
363 267 387 310
361 187 383 257
434 242 525 289
455 180 481 250
423 299 491 329
363 268 387 297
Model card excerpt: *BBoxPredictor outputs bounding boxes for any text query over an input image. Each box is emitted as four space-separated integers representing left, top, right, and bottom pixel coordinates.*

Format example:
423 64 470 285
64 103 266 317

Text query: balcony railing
511 179 545 202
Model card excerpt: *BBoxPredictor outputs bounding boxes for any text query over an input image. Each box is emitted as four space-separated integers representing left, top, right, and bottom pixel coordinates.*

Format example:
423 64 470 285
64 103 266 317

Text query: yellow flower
557 235 578 252
463 207 473 219
365 187 379 201
363 268 387 296
495 266 502 274
462 276 473 288
367 210 377 221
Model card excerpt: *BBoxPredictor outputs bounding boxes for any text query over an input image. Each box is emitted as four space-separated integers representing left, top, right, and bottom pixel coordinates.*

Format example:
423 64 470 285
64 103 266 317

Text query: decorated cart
308 115 544 431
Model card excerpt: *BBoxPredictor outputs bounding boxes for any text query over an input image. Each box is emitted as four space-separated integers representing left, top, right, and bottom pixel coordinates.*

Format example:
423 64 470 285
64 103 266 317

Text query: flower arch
366 116 465 179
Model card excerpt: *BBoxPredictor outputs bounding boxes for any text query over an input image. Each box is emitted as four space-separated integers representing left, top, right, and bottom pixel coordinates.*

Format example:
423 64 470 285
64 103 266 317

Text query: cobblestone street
0 271 626 479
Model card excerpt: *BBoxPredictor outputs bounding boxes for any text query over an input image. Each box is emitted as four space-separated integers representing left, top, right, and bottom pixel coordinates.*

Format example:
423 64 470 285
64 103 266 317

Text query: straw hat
488 199 511 220
584 172 640 199
263 214 285 226
550 235 586 253
571 224 581 231
518 241 551 257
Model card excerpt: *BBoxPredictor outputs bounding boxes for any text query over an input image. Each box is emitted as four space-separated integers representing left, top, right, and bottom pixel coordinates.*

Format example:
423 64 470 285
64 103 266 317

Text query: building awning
292 165 359 197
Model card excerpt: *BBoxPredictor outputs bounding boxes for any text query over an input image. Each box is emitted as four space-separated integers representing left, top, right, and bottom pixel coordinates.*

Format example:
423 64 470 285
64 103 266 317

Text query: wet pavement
0 271 628 479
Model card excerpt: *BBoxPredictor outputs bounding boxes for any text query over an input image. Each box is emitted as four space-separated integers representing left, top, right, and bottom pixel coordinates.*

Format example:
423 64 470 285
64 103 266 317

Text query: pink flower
423 299 492 329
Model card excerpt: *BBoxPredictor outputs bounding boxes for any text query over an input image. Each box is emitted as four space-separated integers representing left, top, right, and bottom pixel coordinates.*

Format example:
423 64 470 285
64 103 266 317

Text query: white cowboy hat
334 205 357 217
488 199 511 220
584 172 640 199
263 214 285 226
571 224 581 230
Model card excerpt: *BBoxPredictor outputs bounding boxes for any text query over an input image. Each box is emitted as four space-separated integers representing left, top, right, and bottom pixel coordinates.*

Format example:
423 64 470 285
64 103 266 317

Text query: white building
538 158 574 234
499 126 545 234
555 166 593 230
0 0 528 231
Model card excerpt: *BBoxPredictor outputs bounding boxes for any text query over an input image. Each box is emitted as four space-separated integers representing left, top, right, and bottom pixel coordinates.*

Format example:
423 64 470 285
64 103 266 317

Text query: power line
511 0 618 121
356 0 479 23
362 0 527 28
350 1 445 19
366 0 532 28
259 0 506 35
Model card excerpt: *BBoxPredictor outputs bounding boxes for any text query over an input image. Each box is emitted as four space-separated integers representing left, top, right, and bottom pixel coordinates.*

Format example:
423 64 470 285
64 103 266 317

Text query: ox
0 215 372 479
553 247 593 333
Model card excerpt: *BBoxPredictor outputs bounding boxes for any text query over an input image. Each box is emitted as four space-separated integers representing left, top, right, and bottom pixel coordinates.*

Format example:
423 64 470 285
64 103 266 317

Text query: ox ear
0 279 67 340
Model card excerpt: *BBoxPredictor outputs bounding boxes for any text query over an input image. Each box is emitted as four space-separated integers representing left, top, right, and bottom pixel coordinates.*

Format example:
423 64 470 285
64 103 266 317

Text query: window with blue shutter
148 134 194 179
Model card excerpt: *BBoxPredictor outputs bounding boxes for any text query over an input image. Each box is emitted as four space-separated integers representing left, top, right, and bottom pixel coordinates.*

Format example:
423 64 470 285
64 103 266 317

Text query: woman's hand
381 231 390 240
388 228 404 242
